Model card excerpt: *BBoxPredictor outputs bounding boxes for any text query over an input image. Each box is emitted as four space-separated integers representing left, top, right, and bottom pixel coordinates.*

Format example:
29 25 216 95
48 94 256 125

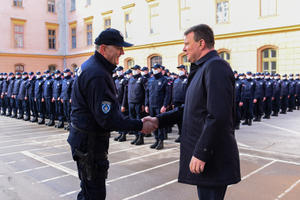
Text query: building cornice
11 18 27 25
45 22 59 29
101 10 113 16
122 3 136 10
0 53 64 59
84 16 94 23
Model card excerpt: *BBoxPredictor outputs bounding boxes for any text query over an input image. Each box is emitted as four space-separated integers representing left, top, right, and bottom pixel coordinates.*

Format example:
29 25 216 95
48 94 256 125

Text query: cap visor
122 41 133 47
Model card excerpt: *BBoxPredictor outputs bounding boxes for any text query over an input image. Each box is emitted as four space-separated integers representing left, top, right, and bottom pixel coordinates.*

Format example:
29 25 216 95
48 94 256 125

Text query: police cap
141 67 149 71
55 70 61 74
36 71 41 75
116 66 124 71
44 70 50 74
177 65 186 70
282 74 287 77
29 71 34 75
131 65 141 70
22 72 28 75
125 69 132 74
94 28 133 47
3 73 7 76
152 64 162 69
64 69 71 73
16 72 21 75
246 71 252 75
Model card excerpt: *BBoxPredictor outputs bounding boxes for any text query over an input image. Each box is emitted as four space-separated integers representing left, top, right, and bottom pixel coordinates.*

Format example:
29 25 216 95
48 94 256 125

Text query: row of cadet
234 71 300 129
111 64 188 150
0 69 75 130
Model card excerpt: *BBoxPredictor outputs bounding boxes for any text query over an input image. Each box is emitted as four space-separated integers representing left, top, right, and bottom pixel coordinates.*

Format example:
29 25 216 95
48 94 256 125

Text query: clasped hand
140 116 159 134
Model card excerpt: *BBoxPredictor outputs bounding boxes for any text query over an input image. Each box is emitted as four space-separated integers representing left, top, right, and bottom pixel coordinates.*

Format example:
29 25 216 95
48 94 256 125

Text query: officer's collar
55 77 61 80
46 76 52 80
94 50 116 75
64 75 71 79
179 75 187 79
194 50 218 66
117 75 124 80
23 77 28 80
154 72 162 79
133 74 141 79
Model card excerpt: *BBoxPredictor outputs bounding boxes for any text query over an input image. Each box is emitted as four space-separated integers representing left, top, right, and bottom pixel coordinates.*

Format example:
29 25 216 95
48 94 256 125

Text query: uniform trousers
149 106 164 141
197 186 227 200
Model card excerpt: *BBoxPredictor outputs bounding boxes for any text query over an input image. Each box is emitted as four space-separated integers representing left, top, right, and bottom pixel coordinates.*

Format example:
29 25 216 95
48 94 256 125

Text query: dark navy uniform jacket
34 78 44 99
264 78 274 98
115 75 127 105
61 76 73 100
128 74 146 105
288 79 296 96
254 79 265 99
43 77 53 99
0 79 3 95
26 77 36 98
235 78 242 102
273 79 281 97
172 75 187 104
53 77 62 100
280 80 290 96
17 78 29 100
295 79 300 96
12 77 22 96
241 79 256 101
1 79 8 95
7 78 15 97
68 51 143 155
145 73 171 108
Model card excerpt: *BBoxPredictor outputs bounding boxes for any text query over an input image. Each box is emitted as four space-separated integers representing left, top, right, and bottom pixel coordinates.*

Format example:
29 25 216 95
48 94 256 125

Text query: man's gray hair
95 44 100 51
184 24 215 48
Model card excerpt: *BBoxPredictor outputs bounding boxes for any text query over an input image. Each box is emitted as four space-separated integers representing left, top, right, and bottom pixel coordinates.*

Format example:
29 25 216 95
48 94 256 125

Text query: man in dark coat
142 24 241 200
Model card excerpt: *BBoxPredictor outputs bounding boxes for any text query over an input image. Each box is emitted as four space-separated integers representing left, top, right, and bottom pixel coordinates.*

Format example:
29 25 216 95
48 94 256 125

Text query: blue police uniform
240 74 256 125
288 75 296 112
253 74 265 121
0 74 3 114
7 75 16 117
272 76 281 116
68 50 143 200
27 73 38 122
13 73 23 118
295 74 300 109
263 74 274 118
1 73 9 115
43 71 54 126
280 75 289 114
61 70 74 130
172 72 187 138
145 65 171 149
17 73 29 120
53 71 64 128
234 74 242 129
34 73 45 124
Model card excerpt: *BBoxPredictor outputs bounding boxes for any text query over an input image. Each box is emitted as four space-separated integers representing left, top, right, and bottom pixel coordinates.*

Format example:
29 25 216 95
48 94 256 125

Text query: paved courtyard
1 111 300 200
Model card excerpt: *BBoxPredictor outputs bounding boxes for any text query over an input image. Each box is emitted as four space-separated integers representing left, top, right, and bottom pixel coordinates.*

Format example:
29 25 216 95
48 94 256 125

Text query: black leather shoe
38 118 45 125
114 134 122 141
242 120 248 125
30 117 38 122
156 140 164 150
47 120 55 126
118 133 127 142
235 124 240 130
131 135 139 145
150 140 159 149
175 136 181 143
135 135 144 145
56 121 64 128
248 119 252 126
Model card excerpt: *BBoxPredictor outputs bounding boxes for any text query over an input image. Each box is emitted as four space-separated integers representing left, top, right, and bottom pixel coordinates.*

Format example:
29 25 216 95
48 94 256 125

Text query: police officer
288 74 296 112
272 74 281 116
27 72 38 122
0 73 3 114
7 72 16 117
53 70 64 128
35 71 45 124
127 65 147 145
280 74 289 114
43 70 54 126
68 28 151 200
141 67 150 79
240 72 256 126
13 72 23 119
1 73 8 115
253 72 265 122
295 74 300 110
263 72 274 119
234 71 242 129
172 65 188 141
17 72 29 120
145 64 171 150
61 69 73 130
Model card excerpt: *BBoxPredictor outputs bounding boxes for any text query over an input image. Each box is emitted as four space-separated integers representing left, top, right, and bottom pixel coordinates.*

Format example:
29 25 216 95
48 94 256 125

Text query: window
149 4 159 34
104 18 111 29
219 51 231 64
13 0 22 7
86 0 91 6
262 49 277 74
48 65 56 73
71 0 76 11
15 64 24 73
216 0 229 23
179 0 191 29
150 55 162 67
127 59 135 69
71 28 76 48
260 0 277 17
14 25 24 48
86 24 92 46
71 64 77 72
48 0 55 13
124 12 132 38
48 29 56 49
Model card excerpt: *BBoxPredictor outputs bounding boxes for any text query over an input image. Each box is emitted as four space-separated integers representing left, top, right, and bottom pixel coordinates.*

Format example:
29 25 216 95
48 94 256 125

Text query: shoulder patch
101 101 111 114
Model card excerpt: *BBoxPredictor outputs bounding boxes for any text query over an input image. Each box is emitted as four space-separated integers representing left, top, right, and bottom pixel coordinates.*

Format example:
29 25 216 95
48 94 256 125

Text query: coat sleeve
86 76 143 132
193 60 234 162
163 79 171 107
157 104 184 127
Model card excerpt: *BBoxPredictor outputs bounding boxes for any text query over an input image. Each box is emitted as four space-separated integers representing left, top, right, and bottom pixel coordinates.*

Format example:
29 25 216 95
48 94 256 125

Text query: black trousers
288 95 296 110
253 98 263 118
149 106 164 141
29 97 38 118
36 98 45 119
263 97 272 117
10 97 16 115
1 96 8 114
129 103 143 136
197 186 227 200
173 103 184 135
272 96 280 113
23 99 30 117
4 96 9 114
281 95 288 112
16 99 23 116
54 100 64 121
242 99 253 120
63 100 71 123
45 98 54 120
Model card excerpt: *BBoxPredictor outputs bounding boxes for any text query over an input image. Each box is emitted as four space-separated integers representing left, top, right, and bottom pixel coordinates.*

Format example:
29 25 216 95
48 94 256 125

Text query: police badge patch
102 101 111 114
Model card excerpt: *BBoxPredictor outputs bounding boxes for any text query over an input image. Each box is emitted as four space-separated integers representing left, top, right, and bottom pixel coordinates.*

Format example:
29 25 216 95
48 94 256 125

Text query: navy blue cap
152 64 162 69
161 66 165 70
16 72 21 75
238 73 243 76
44 70 50 74
22 72 28 75
165 69 170 73
289 74 294 77
64 69 71 73
3 72 7 76
256 72 261 76
296 74 300 76
141 67 149 71
54 70 61 74
116 66 124 71
112 69 116 73
36 71 41 75
265 72 270 76
177 65 186 70
233 70 238 74
125 69 132 74
170 72 177 76
29 71 34 75
282 74 287 77
51 73 54 76
131 65 141 70
94 28 133 47
0 73 3 75
246 71 252 75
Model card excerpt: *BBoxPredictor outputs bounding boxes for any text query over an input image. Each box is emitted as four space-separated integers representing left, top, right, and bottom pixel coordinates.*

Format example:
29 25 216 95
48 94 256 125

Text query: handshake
140 117 159 134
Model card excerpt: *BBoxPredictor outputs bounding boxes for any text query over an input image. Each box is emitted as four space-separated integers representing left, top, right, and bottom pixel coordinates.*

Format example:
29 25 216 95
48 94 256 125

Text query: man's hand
52 97 55 102
189 156 206 174
141 116 159 134
145 106 149 113
272 97 275 100
263 97 266 101
141 105 145 112
24 97 27 100
253 99 257 103
121 106 126 112
239 102 243 107
41 98 44 102
61 99 64 103
160 106 166 113
70 99 72 103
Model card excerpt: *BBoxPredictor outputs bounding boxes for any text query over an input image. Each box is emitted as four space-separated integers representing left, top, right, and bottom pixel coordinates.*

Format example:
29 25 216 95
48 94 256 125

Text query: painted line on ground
60 190 80 198
37 174 71 184
239 146 300 159
0 130 66 139
275 178 300 199
0 133 67 144
240 153 300 166
261 122 300 135
0 138 67 150
241 160 276 181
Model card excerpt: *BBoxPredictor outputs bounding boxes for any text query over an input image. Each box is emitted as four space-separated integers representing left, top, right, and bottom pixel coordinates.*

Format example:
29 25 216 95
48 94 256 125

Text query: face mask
266 76 270 79
64 73 68 77
55 74 60 78
141 72 146 76
132 70 139 76
246 76 251 79
117 71 123 76
153 70 160 75
3 76 7 79
16 75 21 79
37 75 41 79
178 71 185 76
126 74 131 79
